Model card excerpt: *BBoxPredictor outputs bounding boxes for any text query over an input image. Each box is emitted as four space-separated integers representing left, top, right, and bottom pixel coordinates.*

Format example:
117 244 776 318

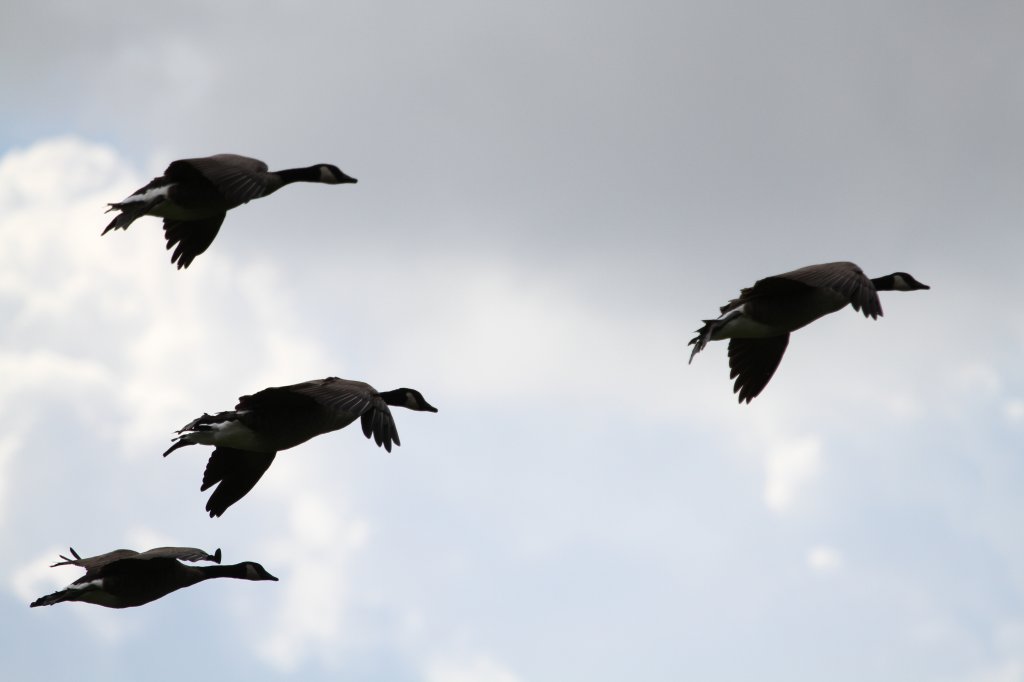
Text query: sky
2 1 1024 680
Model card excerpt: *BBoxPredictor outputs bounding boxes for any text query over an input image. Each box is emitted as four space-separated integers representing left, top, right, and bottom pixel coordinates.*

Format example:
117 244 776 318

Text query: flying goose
688 261 930 403
163 377 438 517
29 546 277 609
103 154 357 269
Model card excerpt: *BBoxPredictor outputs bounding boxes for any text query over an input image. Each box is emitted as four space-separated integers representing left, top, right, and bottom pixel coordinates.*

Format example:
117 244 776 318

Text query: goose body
164 377 438 517
30 546 277 609
688 262 930 403
103 154 357 269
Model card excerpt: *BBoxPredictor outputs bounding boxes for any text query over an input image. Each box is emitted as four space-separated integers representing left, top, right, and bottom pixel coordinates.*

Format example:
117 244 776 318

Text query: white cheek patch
892 274 908 290
319 166 335 183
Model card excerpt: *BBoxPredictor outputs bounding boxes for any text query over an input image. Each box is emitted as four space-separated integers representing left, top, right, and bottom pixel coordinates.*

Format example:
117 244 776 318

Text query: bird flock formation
30 153 929 609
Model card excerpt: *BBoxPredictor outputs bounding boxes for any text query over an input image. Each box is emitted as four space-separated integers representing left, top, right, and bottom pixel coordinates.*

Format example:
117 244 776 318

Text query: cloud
0 137 335 456
806 545 843 572
955 362 1002 394
253 494 371 672
425 653 523 682
5 0 1024 674
763 434 822 513
0 137 352 664
961 621 1024 682
0 433 22 526
1003 399 1024 423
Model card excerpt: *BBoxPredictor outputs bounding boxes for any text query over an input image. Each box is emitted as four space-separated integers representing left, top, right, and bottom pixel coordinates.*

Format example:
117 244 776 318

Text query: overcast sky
3 1 1024 681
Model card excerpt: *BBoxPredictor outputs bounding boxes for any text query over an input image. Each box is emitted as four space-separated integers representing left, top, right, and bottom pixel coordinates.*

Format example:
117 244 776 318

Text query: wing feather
770 262 882 318
163 214 226 269
727 335 791 403
201 447 277 518
167 155 272 206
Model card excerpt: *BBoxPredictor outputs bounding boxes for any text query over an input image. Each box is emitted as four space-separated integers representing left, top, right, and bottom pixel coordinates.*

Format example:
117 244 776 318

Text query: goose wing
727 335 791 403
235 379 352 439
237 378 399 451
163 214 226 269
132 547 221 563
760 261 882 318
51 546 220 572
201 447 277 518
50 548 139 571
285 378 400 452
166 154 272 206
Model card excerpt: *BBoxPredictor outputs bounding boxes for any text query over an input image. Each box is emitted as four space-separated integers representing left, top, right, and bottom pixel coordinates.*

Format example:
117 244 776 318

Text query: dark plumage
30 546 277 609
103 154 357 268
688 261 930 403
164 377 438 517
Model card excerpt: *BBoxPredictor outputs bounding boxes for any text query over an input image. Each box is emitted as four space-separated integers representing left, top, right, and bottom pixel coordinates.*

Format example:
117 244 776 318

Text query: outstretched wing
727 335 791 403
765 261 882 318
287 378 399 451
163 214 226 270
50 548 139 570
239 377 398 449
201 447 277 518
132 547 221 563
167 155 272 206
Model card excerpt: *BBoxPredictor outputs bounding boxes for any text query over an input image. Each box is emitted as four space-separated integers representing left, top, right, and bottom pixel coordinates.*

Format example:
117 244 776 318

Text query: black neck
870 274 896 291
199 563 252 580
275 166 322 185
377 389 406 407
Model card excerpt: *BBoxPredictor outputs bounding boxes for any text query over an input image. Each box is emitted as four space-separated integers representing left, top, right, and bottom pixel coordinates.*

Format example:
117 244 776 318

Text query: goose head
241 562 279 581
380 388 438 412
880 272 930 291
317 164 358 184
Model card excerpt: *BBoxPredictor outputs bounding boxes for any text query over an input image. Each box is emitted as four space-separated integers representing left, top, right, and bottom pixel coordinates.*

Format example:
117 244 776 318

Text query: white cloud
307 258 693 429
11 547 69 603
967 662 1024 682
0 137 335 458
965 622 1024 682
806 545 843 572
955 363 1001 394
425 653 523 682
763 434 822 513
963 644 1024 682
0 433 22 527
1003 399 1024 424
0 137 356 664
253 493 370 672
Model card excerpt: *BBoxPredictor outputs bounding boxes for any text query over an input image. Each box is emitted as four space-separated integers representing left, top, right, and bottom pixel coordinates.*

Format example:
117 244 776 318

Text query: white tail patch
122 184 173 205
184 418 269 451
69 578 105 592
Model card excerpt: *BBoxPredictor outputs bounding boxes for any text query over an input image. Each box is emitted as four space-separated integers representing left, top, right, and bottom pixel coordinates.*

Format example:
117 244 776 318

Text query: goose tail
30 587 75 608
102 203 146 234
688 320 718 364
